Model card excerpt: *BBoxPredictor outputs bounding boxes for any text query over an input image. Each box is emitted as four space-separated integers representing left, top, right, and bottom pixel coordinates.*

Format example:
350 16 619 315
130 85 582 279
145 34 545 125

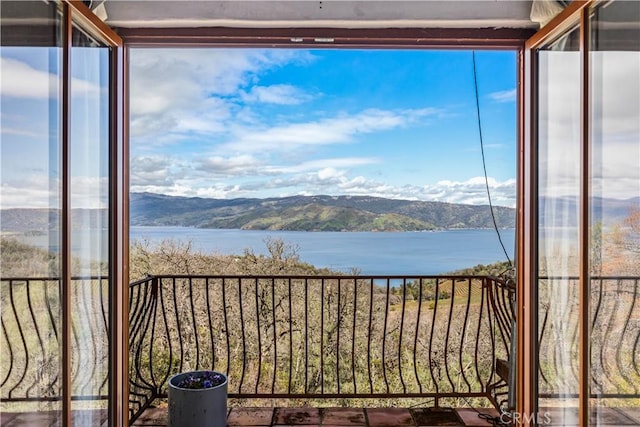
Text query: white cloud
126 149 519 207
0 127 43 138
240 84 312 105
424 177 516 207
1 181 53 209
266 157 379 174
538 51 640 200
0 175 108 209
0 57 101 99
318 176 517 207
488 89 516 103
592 51 640 134
129 49 313 140
1 57 58 99
131 156 188 187
69 176 109 209
128 142 517 206
224 108 439 152
317 167 344 180
195 155 263 177
234 173 517 207
131 183 245 200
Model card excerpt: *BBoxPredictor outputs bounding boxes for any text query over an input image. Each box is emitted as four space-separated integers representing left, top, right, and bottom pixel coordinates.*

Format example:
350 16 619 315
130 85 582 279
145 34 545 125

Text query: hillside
5 194 638 233
128 193 514 231
0 194 512 233
0 209 108 233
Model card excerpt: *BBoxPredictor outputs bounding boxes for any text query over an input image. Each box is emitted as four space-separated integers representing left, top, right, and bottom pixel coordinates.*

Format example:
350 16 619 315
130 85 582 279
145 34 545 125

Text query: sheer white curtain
70 26 111 422
536 27 581 425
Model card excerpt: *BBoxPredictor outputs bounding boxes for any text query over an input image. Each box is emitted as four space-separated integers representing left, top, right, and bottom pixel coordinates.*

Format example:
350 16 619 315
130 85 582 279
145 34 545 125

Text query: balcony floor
132 406 499 426
2 406 639 426
131 406 640 426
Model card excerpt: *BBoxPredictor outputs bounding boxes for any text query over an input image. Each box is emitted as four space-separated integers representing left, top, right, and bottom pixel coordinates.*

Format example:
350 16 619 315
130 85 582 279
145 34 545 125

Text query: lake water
131 226 515 275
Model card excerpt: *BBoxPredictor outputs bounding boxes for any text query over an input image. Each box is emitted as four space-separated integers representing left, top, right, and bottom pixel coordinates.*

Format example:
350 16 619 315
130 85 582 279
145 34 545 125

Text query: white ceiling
101 1 539 29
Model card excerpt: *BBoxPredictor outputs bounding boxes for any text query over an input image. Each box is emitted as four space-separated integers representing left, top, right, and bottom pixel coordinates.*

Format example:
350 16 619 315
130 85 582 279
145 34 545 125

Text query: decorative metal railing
128 275 514 421
537 276 640 400
0 275 511 415
0 277 110 402
3 274 639 423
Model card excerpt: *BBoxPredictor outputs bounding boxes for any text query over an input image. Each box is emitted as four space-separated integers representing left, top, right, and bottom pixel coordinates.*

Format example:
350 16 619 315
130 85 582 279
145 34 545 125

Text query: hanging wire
471 51 513 268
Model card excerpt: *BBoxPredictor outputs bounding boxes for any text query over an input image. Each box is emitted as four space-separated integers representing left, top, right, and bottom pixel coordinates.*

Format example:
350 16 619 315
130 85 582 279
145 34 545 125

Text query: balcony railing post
150 275 159 298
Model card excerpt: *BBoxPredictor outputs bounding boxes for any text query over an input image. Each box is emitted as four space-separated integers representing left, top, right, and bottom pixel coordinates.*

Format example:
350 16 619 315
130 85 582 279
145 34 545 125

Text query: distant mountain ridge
0 209 107 233
128 192 516 231
3 194 638 233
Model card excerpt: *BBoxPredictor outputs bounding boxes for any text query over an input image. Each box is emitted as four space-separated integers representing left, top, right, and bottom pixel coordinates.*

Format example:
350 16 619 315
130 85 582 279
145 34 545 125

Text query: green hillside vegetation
4 194 638 234
126 193 514 231
234 203 436 231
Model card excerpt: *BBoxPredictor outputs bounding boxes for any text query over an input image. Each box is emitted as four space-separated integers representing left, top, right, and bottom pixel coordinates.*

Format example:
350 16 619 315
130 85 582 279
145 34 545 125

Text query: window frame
63 2 126 426
119 20 530 423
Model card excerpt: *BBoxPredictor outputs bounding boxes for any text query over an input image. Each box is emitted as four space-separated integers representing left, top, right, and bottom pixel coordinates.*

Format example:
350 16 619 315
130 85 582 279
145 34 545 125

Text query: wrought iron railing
0 277 110 402
128 275 514 421
537 276 640 400
3 274 639 423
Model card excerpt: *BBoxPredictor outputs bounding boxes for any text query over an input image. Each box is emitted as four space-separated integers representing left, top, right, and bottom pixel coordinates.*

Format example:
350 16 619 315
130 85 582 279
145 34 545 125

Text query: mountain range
129 192 515 231
4 193 638 234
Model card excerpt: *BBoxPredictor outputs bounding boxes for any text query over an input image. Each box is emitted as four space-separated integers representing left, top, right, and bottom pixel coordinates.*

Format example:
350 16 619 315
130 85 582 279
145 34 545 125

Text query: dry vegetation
129 237 338 280
2 209 638 413
126 238 513 413
537 208 640 407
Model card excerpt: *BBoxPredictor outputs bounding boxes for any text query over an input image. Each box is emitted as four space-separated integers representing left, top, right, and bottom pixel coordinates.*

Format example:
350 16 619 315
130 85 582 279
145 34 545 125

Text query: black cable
459 396 511 426
471 51 513 268
478 411 511 427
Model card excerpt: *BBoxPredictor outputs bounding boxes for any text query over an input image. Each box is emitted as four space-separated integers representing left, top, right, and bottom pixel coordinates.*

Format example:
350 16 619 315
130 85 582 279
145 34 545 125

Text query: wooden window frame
522 1 598 426
60 2 127 427
119 20 533 425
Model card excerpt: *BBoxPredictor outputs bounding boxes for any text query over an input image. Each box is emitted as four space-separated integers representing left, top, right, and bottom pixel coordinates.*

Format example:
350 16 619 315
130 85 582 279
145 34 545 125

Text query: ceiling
99 1 540 29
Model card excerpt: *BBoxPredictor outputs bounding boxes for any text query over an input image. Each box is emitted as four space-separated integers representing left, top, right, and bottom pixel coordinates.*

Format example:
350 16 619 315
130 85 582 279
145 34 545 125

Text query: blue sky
3 47 638 211
129 48 518 206
1 47 109 209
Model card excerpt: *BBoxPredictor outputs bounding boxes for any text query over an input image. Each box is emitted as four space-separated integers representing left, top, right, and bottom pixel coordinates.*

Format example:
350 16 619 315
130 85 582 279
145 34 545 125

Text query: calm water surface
131 226 515 275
